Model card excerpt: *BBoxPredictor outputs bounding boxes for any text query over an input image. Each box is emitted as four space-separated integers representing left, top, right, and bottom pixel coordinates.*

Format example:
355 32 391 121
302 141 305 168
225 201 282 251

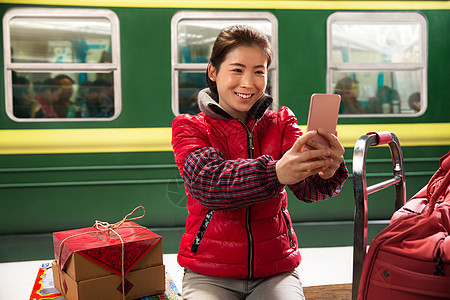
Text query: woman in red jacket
172 25 348 299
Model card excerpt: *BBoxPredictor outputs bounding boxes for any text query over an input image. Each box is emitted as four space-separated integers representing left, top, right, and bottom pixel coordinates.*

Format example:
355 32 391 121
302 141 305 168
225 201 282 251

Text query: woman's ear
208 64 216 81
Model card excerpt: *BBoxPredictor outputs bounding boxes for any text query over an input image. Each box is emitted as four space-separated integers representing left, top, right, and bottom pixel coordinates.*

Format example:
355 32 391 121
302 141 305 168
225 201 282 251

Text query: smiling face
208 45 268 121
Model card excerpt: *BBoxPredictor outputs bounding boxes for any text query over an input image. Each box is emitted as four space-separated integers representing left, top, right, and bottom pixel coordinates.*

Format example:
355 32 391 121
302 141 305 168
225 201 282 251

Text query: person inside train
171 25 348 299
367 85 400 114
76 80 102 118
74 80 92 117
335 76 366 114
34 78 60 118
408 92 420 113
12 76 43 118
52 74 74 118
95 78 114 118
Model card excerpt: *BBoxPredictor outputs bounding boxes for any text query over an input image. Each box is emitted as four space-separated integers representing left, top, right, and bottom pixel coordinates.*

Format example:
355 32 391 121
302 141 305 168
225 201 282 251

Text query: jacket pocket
191 210 215 253
282 210 294 247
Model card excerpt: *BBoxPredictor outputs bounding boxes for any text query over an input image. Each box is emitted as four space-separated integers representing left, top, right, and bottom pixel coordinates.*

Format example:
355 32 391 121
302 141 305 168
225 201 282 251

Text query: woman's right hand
275 130 333 185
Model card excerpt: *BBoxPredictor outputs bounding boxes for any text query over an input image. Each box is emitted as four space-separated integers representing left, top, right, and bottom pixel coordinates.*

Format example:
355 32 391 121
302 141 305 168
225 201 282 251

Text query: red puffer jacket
172 89 347 279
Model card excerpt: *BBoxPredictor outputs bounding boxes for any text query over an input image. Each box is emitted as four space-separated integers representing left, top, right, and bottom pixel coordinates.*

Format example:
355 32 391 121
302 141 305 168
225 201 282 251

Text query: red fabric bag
358 150 450 300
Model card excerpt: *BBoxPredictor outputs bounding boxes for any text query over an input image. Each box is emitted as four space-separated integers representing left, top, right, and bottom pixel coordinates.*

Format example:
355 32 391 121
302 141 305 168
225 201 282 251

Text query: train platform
0 246 353 299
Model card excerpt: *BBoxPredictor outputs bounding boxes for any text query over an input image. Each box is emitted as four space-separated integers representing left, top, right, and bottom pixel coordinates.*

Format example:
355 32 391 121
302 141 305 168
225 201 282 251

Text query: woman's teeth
236 92 252 99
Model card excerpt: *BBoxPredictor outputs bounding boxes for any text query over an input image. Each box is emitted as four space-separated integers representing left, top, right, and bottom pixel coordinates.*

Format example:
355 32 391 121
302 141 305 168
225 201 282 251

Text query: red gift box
52 207 165 299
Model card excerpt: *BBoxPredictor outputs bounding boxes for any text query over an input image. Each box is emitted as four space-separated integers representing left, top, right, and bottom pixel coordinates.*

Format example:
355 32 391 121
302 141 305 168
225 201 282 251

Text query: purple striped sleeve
288 162 349 203
182 147 285 210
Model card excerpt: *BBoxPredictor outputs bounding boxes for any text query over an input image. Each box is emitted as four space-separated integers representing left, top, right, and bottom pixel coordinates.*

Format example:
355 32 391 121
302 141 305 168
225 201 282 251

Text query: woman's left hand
303 128 345 179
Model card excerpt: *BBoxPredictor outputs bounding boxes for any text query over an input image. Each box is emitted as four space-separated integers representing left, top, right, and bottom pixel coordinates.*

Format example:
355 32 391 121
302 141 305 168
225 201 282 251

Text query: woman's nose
240 72 254 87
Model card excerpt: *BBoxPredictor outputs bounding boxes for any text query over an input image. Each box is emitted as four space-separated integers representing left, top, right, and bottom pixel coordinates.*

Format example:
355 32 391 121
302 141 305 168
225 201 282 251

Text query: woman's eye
255 70 265 75
233 69 243 73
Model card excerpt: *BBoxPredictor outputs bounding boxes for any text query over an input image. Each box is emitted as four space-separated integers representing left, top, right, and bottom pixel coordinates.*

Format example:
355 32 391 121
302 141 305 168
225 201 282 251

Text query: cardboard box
52 261 165 300
52 221 165 299
59 236 162 282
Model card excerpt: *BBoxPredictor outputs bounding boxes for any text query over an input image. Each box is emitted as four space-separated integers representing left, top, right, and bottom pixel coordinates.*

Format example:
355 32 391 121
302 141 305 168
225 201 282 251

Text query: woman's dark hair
206 25 273 101
35 78 59 94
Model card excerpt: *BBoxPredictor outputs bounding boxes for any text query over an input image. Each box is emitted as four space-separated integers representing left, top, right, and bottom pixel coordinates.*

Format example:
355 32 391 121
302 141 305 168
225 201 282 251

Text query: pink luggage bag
351 131 450 300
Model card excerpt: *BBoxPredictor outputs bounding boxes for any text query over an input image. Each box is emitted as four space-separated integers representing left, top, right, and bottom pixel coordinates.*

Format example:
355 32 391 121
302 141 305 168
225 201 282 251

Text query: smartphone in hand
306 93 341 148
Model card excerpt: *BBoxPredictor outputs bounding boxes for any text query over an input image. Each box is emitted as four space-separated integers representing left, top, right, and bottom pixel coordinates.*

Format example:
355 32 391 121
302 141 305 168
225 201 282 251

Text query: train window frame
327 12 428 118
170 11 279 116
3 8 122 122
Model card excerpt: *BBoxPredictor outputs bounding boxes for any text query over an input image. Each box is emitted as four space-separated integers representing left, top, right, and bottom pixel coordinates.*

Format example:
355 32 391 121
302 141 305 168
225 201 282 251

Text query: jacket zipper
246 206 254 279
282 210 294 247
238 118 256 279
239 120 255 159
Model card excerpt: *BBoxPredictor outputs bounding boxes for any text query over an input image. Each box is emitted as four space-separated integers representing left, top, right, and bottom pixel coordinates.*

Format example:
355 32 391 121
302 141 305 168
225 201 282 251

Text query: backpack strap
427 151 450 214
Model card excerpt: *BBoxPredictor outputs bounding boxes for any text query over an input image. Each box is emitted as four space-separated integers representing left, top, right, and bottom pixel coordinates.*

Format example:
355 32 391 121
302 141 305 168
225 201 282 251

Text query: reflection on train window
3 8 121 121
13 72 114 118
327 12 427 117
178 71 204 115
171 11 278 116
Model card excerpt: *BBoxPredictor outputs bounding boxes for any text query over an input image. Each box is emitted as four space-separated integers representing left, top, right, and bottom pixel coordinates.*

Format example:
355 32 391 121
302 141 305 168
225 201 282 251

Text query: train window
327 12 427 117
171 11 278 116
3 8 121 121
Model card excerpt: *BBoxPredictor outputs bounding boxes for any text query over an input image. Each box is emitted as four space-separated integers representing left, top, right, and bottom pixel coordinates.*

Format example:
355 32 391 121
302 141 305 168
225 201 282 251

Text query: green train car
0 0 449 262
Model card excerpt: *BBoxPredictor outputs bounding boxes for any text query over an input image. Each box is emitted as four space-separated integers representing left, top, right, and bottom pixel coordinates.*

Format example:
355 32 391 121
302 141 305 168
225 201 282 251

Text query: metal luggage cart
351 131 407 300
